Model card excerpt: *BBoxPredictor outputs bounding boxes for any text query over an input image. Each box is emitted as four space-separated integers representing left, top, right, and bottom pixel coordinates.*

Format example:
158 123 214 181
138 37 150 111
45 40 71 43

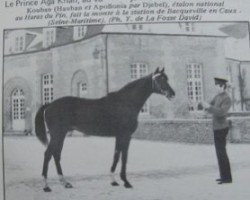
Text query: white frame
187 63 204 111
42 73 53 105
77 81 88 97
43 28 56 48
131 63 149 114
73 26 87 40
11 89 25 130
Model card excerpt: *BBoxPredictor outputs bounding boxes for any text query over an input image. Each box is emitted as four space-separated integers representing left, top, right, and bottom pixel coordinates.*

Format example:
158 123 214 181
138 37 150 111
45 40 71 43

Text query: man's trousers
214 128 232 181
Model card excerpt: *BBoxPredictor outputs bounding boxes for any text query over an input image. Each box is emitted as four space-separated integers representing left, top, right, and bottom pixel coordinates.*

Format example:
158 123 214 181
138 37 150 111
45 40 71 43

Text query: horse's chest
110 114 138 132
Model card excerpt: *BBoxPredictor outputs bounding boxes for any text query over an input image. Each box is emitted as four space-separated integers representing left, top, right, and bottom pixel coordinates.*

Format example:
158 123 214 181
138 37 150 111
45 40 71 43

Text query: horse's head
152 67 175 100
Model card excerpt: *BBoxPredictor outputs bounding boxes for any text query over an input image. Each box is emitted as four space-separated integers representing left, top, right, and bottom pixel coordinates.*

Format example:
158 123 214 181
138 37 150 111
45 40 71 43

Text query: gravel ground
3 135 250 200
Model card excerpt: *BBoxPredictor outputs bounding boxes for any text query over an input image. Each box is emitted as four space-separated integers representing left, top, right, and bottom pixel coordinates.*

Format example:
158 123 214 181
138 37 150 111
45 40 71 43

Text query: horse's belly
73 119 116 136
72 112 138 136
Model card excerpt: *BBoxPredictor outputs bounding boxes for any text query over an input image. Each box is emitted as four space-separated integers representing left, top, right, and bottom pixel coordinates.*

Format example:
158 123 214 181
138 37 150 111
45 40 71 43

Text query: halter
152 73 167 95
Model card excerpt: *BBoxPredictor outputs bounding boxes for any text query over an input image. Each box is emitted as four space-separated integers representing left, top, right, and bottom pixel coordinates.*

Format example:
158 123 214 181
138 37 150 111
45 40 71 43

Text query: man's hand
202 101 210 109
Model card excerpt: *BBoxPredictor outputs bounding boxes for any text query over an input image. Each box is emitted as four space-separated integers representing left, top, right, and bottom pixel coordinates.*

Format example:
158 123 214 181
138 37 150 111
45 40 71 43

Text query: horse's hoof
65 182 73 189
124 182 133 188
111 181 119 186
43 186 52 192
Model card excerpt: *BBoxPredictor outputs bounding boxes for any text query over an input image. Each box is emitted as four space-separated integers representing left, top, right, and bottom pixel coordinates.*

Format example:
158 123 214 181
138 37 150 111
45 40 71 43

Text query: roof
225 38 250 61
221 23 250 61
85 25 104 38
101 23 228 37
5 23 250 60
101 23 250 61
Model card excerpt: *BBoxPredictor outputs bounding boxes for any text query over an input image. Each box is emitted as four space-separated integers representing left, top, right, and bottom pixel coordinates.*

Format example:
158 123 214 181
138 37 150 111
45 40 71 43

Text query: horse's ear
154 67 160 74
160 67 165 73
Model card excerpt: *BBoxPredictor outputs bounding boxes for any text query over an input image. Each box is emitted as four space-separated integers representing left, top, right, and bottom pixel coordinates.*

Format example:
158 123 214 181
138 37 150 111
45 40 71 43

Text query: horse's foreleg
55 161 72 189
120 137 132 188
42 146 53 192
110 149 121 186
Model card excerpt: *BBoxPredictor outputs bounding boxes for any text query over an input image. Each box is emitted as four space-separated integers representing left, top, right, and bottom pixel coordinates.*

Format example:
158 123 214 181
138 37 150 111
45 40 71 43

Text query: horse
35 67 175 192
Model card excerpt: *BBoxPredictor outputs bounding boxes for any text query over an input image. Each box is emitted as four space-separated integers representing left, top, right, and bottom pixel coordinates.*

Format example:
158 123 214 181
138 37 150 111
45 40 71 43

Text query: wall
4 53 39 132
3 33 231 133
107 34 227 119
3 35 107 133
239 61 250 111
52 35 107 99
227 59 250 111
134 117 250 144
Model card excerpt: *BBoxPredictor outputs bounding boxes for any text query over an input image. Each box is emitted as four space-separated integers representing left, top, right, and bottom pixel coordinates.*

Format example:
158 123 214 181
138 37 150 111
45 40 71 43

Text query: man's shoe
218 179 232 184
216 178 222 182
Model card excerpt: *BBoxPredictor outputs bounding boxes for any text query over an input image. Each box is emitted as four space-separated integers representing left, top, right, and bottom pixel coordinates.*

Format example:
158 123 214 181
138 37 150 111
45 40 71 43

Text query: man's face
215 83 224 94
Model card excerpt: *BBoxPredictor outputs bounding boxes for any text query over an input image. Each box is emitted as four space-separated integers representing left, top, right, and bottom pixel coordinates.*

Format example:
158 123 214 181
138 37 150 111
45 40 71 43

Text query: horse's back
46 96 103 111
44 96 102 130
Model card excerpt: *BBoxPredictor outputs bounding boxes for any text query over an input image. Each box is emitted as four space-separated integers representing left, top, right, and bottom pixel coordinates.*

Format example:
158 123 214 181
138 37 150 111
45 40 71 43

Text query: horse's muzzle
162 88 175 100
167 95 174 100
166 91 175 100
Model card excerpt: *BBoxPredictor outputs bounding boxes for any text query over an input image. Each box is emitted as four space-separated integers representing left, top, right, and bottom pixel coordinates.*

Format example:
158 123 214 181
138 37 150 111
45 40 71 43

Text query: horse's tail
35 104 49 146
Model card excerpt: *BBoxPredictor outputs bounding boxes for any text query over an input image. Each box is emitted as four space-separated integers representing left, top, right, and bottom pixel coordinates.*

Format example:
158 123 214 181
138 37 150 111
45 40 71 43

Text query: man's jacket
206 92 231 131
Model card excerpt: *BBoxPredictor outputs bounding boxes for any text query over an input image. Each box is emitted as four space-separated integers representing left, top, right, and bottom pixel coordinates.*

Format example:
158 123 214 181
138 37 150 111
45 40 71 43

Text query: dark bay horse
35 67 175 192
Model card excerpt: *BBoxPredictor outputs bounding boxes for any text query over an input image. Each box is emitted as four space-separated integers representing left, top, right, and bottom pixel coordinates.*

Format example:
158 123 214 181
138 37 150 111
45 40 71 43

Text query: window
185 23 191 32
73 26 87 40
78 81 87 97
71 70 88 97
42 73 53 105
131 63 148 79
187 63 203 111
131 24 143 31
131 63 149 114
43 28 55 48
15 36 24 52
12 89 25 120
179 23 195 32
11 88 26 130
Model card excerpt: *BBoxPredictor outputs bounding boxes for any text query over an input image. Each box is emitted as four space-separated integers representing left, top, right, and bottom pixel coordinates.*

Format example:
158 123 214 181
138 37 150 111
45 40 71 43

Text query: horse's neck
118 76 153 111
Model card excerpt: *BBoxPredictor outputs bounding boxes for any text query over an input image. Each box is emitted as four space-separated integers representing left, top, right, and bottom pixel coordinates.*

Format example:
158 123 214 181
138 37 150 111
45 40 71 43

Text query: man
201 77 232 184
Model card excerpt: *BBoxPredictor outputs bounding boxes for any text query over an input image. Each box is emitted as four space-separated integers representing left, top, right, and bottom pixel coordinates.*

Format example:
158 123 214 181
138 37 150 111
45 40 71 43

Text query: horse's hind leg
51 136 73 189
42 145 53 192
110 137 121 186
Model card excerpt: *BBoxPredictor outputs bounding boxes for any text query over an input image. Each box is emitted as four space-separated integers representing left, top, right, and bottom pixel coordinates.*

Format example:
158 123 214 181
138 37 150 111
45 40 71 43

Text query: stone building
226 58 250 111
223 22 250 111
3 23 250 134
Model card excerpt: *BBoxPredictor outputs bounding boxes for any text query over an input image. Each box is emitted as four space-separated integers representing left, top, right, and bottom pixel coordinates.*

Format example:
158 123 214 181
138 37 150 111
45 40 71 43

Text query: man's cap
214 77 228 85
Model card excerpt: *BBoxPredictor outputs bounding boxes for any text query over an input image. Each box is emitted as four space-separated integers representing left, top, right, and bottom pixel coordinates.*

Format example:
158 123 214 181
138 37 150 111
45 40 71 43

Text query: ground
3 135 250 200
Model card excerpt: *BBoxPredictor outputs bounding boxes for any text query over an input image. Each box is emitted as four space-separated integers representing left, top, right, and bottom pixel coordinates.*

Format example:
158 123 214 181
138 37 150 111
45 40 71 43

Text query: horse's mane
107 74 152 99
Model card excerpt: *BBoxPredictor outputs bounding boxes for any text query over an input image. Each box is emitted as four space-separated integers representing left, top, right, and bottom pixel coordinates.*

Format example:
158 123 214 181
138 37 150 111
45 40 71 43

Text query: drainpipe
104 34 109 94
248 22 250 51
238 61 244 111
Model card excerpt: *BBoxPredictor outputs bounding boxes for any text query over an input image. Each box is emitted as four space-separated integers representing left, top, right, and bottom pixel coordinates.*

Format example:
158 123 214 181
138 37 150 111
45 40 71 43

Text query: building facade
3 23 250 134
226 58 250 111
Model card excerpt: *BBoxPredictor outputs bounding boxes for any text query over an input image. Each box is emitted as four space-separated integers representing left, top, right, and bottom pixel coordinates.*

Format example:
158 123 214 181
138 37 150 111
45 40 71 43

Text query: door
12 89 25 131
